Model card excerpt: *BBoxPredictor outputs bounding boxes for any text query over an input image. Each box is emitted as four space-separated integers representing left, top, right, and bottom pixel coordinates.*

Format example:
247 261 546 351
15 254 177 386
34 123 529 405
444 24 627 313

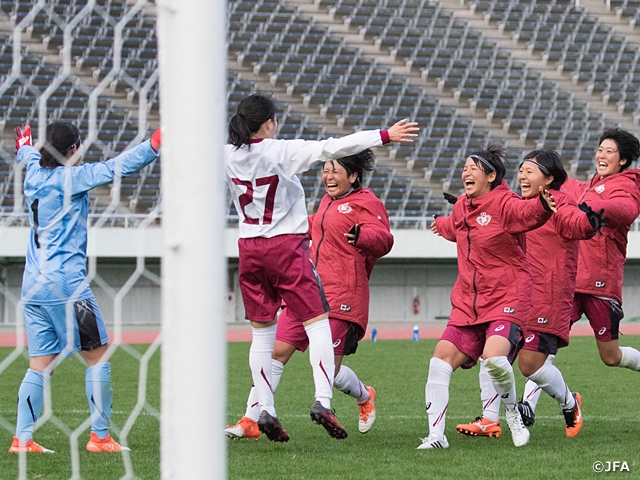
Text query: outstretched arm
284 119 419 175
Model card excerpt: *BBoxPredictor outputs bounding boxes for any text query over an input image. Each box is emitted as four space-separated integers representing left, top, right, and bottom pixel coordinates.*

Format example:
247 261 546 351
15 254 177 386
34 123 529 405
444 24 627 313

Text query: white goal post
157 0 227 478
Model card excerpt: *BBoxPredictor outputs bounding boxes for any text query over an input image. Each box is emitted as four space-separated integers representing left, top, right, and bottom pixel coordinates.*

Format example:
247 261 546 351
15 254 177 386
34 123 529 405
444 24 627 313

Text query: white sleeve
282 130 384 175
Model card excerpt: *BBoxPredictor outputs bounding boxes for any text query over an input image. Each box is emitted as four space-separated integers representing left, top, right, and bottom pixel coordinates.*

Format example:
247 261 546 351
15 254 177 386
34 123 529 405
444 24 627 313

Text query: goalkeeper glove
443 192 457 205
16 125 32 152
151 129 161 153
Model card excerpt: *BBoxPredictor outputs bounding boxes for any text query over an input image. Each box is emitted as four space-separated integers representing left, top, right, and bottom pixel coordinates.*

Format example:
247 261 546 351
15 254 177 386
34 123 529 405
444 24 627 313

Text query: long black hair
39 121 81 168
521 150 567 190
599 128 640 172
228 94 277 149
468 144 507 190
332 149 376 189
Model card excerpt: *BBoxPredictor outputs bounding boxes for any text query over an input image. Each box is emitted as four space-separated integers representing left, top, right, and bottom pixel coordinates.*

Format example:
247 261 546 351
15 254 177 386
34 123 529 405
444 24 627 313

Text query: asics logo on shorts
476 212 491 226
525 334 535 343
494 325 505 332
333 339 341 348
598 327 607 335
340 304 351 312
503 307 515 314
595 281 605 288
537 317 548 324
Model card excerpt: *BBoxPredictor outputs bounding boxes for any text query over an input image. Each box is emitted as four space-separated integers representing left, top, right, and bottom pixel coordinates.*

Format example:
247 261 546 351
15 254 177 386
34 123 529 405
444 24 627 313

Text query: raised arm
502 188 554 234
284 119 419 175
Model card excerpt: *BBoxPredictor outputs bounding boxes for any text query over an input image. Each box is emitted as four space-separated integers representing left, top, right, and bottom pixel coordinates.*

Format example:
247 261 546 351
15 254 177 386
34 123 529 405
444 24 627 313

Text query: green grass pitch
227 336 640 480
0 336 638 479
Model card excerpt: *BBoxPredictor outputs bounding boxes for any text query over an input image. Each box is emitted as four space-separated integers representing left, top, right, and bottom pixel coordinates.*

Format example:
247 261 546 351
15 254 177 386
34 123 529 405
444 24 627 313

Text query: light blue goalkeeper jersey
18 141 159 305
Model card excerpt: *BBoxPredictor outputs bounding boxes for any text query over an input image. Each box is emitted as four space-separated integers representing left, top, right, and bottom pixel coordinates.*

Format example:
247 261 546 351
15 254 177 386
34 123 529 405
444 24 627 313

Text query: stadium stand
0 0 638 228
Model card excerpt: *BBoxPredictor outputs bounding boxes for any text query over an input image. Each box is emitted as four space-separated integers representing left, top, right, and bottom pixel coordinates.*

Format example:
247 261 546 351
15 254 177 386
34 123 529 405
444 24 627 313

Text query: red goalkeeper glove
16 125 32 152
151 129 161 153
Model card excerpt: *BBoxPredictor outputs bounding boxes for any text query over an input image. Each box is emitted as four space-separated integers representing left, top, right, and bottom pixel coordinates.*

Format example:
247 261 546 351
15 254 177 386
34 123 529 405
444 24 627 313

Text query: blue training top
18 140 159 305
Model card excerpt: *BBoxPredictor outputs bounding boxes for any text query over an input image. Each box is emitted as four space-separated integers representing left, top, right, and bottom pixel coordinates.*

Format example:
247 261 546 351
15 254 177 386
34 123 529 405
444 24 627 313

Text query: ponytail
228 94 277 149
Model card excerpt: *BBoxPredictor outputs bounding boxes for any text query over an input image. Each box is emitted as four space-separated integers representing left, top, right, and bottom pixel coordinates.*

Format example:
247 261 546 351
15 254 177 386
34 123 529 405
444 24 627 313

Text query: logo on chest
595 185 605 194
476 212 491 226
337 203 352 214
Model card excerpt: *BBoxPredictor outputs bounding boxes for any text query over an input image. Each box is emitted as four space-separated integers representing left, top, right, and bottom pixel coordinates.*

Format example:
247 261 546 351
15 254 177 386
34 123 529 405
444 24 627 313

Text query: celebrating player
418 146 556 450
225 149 393 440
10 122 161 453
225 93 416 442
562 129 640 373
456 150 604 439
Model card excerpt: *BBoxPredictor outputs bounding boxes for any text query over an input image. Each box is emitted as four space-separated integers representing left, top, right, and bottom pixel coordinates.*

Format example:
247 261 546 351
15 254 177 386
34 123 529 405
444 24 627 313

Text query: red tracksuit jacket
309 188 394 334
525 188 595 343
434 182 552 329
564 170 640 304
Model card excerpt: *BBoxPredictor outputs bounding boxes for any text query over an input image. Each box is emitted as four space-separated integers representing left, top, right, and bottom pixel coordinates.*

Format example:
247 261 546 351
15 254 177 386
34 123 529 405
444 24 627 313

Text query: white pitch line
229 413 638 422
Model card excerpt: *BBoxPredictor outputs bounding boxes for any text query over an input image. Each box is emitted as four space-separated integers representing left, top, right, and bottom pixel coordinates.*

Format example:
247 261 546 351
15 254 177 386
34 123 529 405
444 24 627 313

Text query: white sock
479 359 500 421
484 356 517 412
619 346 640 371
305 319 335 409
249 325 277 417
523 354 553 410
244 359 284 421
333 365 369 403
527 362 575 410
425 357 452 438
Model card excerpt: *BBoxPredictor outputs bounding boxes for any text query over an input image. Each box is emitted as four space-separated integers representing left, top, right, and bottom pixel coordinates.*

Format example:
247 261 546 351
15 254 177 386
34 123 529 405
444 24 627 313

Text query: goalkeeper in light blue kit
9 122 161 454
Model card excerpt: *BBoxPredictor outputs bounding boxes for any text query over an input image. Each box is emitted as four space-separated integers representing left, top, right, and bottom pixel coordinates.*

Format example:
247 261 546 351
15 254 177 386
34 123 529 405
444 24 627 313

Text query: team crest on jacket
476 212 491 226
337 203 352 214
595 185 605 194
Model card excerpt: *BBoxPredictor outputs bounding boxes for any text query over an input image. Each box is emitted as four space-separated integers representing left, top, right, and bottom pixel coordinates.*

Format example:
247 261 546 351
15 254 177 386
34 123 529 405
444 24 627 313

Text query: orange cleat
86 432 130 452
225 416 261 439
456 416 502 437
358 386 377 433
563 392 583 438
9 437 54 453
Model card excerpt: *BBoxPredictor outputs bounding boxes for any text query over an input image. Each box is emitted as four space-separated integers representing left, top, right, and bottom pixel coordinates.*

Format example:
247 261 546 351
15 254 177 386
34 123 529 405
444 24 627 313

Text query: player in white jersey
10 122 160 454
225 93 417 441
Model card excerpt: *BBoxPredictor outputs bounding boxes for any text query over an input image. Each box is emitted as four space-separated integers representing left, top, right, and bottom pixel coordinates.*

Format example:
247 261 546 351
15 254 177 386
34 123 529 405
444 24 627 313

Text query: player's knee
484 356 511 383
600 352 622 367
518 361 536 378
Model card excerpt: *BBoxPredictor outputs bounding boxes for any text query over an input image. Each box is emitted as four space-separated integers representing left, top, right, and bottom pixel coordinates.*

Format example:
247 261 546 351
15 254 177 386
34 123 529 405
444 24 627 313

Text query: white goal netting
0 1 162 478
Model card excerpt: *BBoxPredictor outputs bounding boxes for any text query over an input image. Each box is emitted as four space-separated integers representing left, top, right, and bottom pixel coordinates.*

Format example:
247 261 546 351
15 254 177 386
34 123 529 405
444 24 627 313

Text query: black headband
522 159 551 175
470 154 496 173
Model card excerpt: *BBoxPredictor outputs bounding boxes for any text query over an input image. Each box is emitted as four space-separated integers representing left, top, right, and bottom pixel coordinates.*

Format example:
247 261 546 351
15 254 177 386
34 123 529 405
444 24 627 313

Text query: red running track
1 324 639 346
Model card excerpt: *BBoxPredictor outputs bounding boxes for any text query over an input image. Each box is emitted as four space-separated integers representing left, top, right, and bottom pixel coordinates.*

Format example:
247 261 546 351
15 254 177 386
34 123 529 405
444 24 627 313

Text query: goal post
157 0 227 478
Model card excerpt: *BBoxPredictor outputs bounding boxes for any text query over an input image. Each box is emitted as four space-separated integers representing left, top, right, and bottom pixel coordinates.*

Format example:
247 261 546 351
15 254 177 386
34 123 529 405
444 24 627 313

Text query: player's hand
150 129 161 153
16 125 32 152
579 202 606 235
443 192 457 205
539 187 556 213
430 216 441 236
345 224 360 246
387 119 419 143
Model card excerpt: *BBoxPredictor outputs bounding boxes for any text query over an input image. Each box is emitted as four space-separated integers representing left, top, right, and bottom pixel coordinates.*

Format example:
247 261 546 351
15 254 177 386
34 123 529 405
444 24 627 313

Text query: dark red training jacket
564 170 640 304
524 188 595 344
309 188 394 334
434 181 552 329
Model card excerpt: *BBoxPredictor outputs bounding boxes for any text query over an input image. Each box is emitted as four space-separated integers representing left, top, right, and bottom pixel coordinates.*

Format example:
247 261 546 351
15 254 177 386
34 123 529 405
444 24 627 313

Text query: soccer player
418 146 556 450
225 94 416 442
10 122 161 453
226 149 393 440
456 150 604 439
561 130 640 373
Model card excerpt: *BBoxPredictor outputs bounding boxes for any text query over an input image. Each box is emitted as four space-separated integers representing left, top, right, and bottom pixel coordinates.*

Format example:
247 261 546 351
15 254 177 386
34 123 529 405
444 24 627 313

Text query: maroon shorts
440 320 523 369
276 308 363 356
238 234 329 322
570 292 623 342
521 331 566 355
